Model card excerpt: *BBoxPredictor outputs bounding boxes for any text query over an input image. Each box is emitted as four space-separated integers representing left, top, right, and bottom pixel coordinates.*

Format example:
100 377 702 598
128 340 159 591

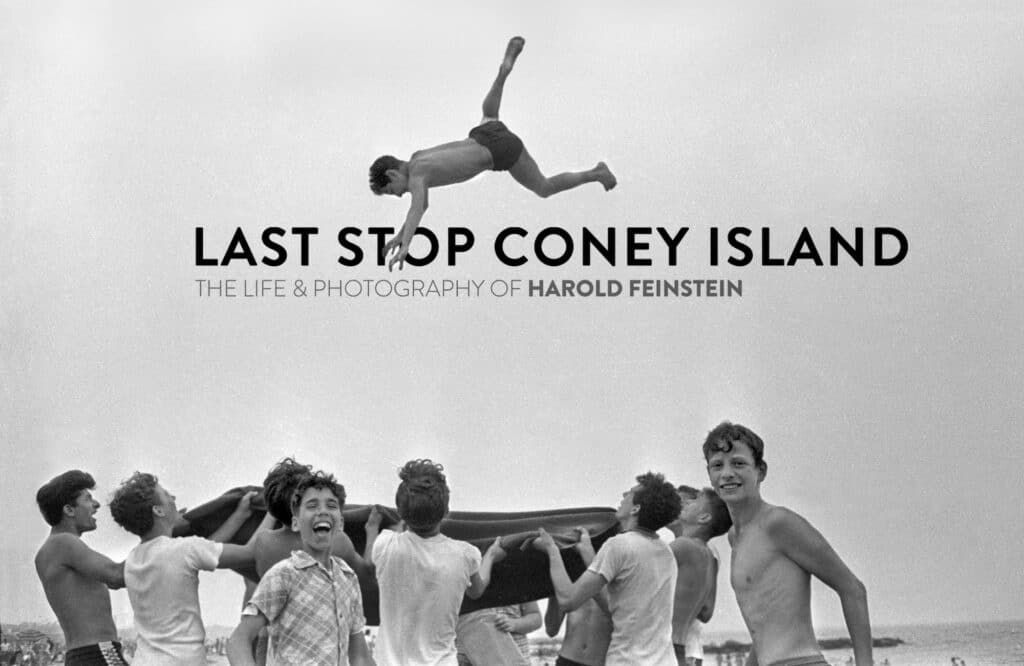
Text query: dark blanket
173 486 619 625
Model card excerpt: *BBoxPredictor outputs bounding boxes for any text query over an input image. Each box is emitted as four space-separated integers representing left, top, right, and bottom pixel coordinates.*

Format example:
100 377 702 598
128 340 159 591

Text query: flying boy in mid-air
370 36 617 270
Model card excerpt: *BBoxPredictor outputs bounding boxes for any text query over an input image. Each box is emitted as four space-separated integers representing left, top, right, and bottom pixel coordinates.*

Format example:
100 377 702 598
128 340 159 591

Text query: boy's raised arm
210 491 259 543
361 505 383 566
534 528 607 612
219 509 275 570
466 536 506 599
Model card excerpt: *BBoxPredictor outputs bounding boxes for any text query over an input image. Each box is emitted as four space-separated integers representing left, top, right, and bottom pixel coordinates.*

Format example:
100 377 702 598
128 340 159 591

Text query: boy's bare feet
502 36 525 73
595 162 617 191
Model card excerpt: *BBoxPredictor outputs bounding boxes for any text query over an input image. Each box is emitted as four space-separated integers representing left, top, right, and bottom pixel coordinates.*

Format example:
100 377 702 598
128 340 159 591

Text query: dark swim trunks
64 641 128 665
556 655 594 666
766 655 829 666
469 120 524 171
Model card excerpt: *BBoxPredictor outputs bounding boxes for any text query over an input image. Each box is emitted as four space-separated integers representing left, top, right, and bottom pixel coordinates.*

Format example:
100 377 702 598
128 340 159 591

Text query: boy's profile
535 472 682 666
370 36 617 270
667 485 730 666
703 422 871 666
227 470 374 666
110 472 264 666
369 459 505 665
34 470 129 665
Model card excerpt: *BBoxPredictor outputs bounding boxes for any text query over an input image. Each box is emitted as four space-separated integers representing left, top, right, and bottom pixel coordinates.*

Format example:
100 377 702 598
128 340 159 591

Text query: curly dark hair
290 470 346 513
110 472 161 536
369 155 401 194
263 457 313 524
395 459 449 531
632 472 681 531
702 421 766 472
36 470 96 526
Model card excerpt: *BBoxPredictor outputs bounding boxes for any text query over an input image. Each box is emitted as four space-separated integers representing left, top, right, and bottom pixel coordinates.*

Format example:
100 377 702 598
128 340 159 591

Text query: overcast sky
2 1 1022 637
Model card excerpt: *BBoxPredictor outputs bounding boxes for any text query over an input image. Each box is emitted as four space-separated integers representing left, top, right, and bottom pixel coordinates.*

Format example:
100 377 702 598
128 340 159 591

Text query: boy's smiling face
291 486 343 556
68 489 101 533
707 439 764 502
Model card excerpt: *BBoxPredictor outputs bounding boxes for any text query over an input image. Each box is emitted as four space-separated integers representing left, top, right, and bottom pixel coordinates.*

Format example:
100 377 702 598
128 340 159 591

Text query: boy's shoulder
36 531 80 559
760 504 810 537
669 535 710 563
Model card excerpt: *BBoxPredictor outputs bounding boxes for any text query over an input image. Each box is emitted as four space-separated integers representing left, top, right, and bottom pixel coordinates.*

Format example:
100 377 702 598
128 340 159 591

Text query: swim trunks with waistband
674 642 703 665
469 120 524 171
64 641 128 665
766 655 828 666
556 655 594 666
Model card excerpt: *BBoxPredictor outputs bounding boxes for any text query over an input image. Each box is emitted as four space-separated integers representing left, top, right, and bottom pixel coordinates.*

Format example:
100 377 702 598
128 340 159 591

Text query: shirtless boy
543 528 612 666
34 470 128 665
668 486 731 666
370 36 617 270
252 458 374 580
535 472 681 666
703 422 871 666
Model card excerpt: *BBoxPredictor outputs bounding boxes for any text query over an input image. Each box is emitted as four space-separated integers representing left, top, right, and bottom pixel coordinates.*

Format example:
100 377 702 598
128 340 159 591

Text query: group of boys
34 469 273 665
34 421 871 666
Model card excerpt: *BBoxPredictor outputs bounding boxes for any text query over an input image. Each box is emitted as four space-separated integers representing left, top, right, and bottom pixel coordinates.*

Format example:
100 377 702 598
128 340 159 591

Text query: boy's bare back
408 140 493 189
670 537 717 644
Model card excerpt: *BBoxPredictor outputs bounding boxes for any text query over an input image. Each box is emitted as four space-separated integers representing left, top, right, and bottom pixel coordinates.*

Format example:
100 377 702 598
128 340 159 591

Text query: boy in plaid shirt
227 471 374 666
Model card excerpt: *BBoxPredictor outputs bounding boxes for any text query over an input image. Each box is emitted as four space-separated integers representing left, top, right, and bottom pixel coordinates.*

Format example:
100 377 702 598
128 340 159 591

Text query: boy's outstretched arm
57 535 125 589
769 509 871 666
534 527 607 612
572 527 611 616
383 177 428 271
362 505 383 564
466 537 506 599
218 510 275 570
210 491 259 543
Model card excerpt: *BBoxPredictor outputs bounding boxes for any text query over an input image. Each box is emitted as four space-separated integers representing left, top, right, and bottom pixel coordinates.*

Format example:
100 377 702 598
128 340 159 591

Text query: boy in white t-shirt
535 472 682 666
110 472 266 666
366 459 506 666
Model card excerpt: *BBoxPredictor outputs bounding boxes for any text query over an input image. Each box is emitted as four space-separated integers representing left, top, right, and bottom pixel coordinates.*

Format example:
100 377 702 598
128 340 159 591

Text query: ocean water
704 620 1024 666
177 620 1024 665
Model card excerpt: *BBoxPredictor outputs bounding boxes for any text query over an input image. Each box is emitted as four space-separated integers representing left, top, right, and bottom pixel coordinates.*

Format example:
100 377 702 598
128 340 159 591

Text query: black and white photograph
3 2 1022 665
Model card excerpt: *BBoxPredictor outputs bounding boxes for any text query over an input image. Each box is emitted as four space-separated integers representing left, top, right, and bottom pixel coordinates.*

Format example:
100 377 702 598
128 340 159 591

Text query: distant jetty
705 637 904 654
